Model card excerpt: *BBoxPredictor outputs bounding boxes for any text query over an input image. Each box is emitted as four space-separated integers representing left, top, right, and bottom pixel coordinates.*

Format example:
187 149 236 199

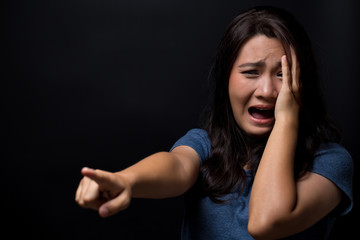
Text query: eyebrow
237 61 265 68
237 61 282 69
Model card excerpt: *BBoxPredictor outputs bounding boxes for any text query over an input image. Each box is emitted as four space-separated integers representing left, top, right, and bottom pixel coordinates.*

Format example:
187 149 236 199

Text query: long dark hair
201 6 340 203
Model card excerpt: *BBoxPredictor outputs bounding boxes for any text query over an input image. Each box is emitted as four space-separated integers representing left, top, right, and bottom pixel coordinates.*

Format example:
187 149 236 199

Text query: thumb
98 188 131 217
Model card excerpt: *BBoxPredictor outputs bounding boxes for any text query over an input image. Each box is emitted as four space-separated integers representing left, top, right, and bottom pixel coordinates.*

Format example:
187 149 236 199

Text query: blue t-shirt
170 129 353 240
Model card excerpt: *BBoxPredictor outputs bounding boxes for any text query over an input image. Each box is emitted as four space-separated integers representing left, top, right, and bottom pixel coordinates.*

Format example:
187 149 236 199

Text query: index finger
290 48 300 92
281 55 290 88
81 167 114 187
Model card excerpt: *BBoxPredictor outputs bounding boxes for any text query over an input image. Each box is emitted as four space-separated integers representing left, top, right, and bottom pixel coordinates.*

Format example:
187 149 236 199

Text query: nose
254 74 279 100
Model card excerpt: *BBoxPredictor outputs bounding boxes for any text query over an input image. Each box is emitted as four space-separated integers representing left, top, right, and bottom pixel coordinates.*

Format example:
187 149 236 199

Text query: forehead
237 35 285 63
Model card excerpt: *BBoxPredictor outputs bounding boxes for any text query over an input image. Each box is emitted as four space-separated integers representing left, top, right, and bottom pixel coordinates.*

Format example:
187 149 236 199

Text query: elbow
247 218 271 240
247 213 282 240
248 200 297 239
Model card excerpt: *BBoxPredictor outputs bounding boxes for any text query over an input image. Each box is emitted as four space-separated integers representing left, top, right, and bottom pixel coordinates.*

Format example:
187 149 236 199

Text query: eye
277 71 283 78
242 70 259 78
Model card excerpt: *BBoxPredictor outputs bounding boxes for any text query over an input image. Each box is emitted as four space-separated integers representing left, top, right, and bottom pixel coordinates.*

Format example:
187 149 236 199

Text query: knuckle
77 199 86 207
94 169 106 179
285 69 291 77
83 194 96 204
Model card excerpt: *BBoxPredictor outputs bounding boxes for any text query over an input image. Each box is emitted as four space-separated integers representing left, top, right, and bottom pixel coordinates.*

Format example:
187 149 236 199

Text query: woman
75 6 353 239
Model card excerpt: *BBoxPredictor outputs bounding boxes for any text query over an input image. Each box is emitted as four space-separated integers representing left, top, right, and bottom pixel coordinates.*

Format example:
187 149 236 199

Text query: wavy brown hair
200 6 340 203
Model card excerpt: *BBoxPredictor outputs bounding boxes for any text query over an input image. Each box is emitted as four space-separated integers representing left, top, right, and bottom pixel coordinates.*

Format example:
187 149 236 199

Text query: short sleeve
170 128 211 164
310 143 354 216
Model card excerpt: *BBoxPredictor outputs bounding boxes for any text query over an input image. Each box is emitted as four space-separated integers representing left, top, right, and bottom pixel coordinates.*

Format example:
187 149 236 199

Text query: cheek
228 80 252 114
229 73 254 100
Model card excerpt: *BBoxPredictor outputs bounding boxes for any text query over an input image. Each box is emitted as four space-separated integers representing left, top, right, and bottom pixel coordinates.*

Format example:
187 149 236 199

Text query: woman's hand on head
275 49 301 123
75 167 132 217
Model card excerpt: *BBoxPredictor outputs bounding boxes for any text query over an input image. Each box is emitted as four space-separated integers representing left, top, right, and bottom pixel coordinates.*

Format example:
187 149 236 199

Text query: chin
244 127 272 139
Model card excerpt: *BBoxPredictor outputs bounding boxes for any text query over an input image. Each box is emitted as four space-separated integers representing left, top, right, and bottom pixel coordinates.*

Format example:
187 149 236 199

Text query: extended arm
122 146 200 198
75 146 200 217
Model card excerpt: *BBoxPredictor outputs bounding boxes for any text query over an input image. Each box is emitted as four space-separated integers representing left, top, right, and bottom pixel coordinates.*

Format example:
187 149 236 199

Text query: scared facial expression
229 35 284 137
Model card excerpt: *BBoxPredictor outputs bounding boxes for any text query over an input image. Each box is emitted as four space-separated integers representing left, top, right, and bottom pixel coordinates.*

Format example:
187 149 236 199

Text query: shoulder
170 128 211 164
315 142 351 158
183 128 209 139
312 142 353 176
311 142 354 216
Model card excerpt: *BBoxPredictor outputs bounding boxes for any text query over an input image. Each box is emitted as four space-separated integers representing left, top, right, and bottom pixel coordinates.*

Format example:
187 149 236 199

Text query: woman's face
229 35 284 137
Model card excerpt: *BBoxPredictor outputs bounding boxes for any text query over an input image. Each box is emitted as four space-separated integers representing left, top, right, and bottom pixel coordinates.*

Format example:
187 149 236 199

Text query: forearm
118 151 197 199
249 117 299 236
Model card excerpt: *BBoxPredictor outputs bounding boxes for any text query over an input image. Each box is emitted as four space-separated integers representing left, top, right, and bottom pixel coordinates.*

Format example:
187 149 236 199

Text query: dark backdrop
4 0 359 239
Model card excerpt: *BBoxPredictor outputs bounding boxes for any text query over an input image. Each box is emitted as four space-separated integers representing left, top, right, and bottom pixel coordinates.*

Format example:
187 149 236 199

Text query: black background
4 0 359 239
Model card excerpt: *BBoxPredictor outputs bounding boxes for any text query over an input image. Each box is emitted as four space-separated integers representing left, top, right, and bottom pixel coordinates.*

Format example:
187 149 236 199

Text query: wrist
115 170 136 195
274 113 299 130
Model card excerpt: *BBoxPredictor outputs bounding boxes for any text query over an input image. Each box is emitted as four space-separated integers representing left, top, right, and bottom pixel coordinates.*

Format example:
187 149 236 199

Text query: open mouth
248 107 275 120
